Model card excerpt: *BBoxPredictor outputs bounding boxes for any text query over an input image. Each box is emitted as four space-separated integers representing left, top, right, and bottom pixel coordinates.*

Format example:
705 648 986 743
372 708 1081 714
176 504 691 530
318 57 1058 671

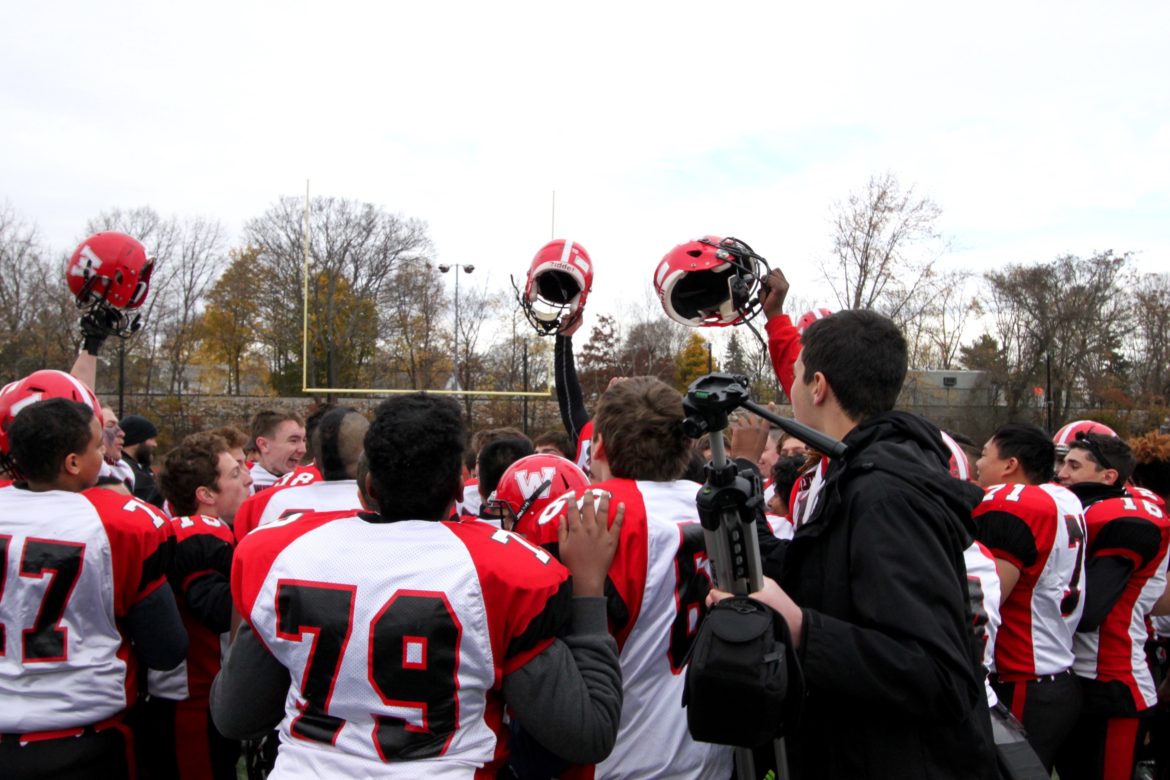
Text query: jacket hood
837 410 984 529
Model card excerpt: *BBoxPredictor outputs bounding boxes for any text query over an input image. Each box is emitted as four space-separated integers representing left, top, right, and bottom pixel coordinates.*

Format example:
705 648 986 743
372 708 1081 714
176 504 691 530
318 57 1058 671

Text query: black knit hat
120 415 158 447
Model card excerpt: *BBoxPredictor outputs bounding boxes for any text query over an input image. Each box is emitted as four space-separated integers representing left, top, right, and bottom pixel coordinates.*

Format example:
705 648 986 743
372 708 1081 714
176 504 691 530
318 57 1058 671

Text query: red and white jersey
764 513 794 540
790 457 827 529
457 480 482 519
249 462 281 493
0 486 169 733
1073 492 1170 710
1130 485 1167 511
253 480 361 533
576 420 594 476
234 511 571 778
148 514 235 702
964 542 1002 707
99 458 136 490
518 478 733 780
235 479 361 542
274 464 323 490
974 482 1087 678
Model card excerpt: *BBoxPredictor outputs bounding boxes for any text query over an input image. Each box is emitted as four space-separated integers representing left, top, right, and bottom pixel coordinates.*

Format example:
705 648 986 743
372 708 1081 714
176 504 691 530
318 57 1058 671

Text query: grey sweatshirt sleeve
210 623 290 740
502 596 623 765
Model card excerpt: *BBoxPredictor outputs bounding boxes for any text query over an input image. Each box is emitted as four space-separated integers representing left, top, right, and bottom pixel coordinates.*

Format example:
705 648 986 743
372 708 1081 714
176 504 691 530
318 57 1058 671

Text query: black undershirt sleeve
125 583 188 671
555 335 590 442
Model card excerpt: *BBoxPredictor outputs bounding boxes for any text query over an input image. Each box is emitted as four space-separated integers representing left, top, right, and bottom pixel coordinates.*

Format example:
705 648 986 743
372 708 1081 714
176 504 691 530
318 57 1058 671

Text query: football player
246 411 307 492
973 422 1087 770
0 397 186 779
233 408 367 542
522 377 734 779
211 394 625 776
140 432 253 780
1054 433 1170 780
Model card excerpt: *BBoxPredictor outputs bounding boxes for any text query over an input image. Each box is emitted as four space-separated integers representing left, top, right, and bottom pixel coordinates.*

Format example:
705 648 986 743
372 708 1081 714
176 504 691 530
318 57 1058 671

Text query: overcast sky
2 1 1167 333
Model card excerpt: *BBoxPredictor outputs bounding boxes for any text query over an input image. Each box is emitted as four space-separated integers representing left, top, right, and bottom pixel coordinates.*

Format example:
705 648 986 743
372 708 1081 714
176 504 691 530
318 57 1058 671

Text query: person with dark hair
121 413 162 506
476 437 536 524
211 393 625 776
459 427 533 517
143 432 252 780
1052 433 1170 780
767 454 806 518
247 410 306 492
0 398 187 779
533 430 575 460
521 376 733 778
970 422 1087 770
724 299 997 779
232 408 369 542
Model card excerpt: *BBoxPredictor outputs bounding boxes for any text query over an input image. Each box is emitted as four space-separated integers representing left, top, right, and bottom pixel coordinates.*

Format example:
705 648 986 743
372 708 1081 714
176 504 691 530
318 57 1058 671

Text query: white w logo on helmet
513 467 557 499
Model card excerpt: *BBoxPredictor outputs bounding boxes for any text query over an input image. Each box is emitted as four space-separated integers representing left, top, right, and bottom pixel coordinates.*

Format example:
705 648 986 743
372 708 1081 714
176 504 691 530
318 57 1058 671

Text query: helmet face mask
67 232 154 338
515 240 593 336
490 454 590 531
655 236 768 327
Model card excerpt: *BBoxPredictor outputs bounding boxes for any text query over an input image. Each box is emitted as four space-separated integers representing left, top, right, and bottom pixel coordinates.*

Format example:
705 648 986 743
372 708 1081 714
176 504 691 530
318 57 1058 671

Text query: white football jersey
254 480 361 530
235 510 571 778
0 486 169 733
519 478 733 780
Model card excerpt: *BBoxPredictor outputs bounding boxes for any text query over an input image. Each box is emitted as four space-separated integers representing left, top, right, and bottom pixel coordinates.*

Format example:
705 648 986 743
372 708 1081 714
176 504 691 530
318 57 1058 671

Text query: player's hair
304 403 334 465
9 399 96 484
801 310 907 421
594 376 689 482
250 410 305 442
312 407 369 481
532 430 575 460
769 454 807 516
477 438 535 500
210 425 249 451
159 432 230 517
1068 432 1136 485
989 423 1055 485
470 427 531 454
365 394 464 521
1130 431 1170 500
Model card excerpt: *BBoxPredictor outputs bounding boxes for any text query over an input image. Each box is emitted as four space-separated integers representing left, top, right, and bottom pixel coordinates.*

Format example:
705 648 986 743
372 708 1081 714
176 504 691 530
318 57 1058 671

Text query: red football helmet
654 236 768 327
67 231 154 311
1053 420 1117 457
0 370 102 473
796 308 833 335
516 239 593 335
487 453 589 531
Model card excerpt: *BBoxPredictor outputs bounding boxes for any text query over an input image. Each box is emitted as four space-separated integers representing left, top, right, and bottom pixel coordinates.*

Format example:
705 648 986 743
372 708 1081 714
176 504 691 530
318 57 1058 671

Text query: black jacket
779 411 997 780
123 453 163 508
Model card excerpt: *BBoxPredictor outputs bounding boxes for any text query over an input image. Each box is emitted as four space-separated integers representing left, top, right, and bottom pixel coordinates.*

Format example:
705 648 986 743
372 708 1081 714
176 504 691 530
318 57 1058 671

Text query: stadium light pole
438 263 475 390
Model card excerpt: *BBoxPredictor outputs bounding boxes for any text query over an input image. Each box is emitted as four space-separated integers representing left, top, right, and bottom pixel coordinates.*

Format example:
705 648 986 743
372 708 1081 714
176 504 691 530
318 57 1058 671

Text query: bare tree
380 256 448 390
1129 272 1170 404
980 251 1133 421
822 172 946 321
903 270 978 370
245 196 432 394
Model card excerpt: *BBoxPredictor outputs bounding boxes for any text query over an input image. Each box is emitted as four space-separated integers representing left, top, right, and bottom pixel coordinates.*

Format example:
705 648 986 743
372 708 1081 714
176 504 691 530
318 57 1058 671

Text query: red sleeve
84 490 171 616
446 521 572 677
973 486 1055 574
231 510 352 621
514 479 648 652
765 314 800 398
233 488 278 543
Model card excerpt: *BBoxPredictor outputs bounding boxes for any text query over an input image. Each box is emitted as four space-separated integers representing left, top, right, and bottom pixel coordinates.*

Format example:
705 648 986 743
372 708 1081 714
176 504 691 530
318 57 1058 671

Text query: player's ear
62 451 82 477
195 484 217 508
361 471 381 513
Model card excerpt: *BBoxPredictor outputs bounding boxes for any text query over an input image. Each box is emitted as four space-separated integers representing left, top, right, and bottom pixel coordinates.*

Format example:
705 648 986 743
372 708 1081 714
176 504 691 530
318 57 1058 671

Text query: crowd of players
1 232 1169 780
